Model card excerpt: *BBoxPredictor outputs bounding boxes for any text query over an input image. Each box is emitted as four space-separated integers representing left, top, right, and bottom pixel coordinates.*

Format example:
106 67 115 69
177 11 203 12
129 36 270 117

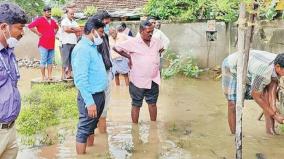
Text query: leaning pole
236 1 258 159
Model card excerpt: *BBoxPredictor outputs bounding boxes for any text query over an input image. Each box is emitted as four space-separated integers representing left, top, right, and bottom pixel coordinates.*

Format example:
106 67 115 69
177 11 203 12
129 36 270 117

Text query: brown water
16 69 284 159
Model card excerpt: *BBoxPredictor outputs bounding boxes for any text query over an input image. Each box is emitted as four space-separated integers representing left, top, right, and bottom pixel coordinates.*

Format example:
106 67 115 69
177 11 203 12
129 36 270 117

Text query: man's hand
87 104 97 118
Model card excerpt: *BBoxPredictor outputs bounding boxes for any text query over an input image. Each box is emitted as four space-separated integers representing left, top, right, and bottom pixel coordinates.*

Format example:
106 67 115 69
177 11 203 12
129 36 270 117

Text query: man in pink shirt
113 21 164 123
28 6 58 81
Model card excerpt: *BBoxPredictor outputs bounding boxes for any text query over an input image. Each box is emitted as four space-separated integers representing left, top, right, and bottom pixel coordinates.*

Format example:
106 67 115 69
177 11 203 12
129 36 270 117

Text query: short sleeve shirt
28 17 58 49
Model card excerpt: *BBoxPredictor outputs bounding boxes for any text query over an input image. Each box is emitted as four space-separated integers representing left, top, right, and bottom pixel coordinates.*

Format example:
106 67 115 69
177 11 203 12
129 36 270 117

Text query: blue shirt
0 44 21 123
71 36 107 107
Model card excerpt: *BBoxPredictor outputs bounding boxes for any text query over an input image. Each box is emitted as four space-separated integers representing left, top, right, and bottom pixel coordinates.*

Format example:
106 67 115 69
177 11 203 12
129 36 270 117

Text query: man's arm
61 19 80 33
252 90 275 115
29 28 41 37
28 19 42 37
112 47 130 59
268 79 278 113
251 75 284 123
63 26 81 33
113 46 132 68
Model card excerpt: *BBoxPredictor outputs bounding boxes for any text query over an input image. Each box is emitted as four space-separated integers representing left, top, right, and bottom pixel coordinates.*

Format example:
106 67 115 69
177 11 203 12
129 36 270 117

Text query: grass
16 83 78 145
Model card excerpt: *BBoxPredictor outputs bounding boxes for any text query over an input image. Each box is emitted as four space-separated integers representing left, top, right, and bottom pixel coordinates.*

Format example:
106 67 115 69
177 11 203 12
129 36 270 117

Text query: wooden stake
236 1 258 159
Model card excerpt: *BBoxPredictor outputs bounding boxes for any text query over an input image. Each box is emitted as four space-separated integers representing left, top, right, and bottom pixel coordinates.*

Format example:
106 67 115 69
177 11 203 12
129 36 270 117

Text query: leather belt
0 121 15 129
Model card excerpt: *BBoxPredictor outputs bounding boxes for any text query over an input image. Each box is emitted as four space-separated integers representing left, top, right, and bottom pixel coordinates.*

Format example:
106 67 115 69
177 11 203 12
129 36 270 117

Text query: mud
16 69 284 159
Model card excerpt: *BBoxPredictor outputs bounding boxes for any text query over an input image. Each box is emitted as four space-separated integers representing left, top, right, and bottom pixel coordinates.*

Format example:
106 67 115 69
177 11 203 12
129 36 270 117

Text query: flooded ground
16 68 284 159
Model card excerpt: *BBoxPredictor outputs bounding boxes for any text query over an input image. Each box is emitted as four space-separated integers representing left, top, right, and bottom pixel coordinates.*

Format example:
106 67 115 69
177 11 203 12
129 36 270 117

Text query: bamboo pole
236 1 258 158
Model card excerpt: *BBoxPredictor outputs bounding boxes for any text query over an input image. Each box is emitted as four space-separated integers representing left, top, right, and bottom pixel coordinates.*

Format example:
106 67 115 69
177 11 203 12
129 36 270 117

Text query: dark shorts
76 91 105 143
129 81 159 107
61 44 75 68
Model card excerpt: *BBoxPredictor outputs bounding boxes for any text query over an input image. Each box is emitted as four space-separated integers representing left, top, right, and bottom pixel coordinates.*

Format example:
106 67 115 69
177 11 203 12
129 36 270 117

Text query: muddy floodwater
16 68 284 159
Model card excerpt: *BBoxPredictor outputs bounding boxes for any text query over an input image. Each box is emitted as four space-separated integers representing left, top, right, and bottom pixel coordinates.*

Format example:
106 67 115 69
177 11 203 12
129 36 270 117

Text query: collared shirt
109 33 129 59
71 36 107 107
28 16 58 49
0 43 21 123
61 17 79 45
115 36 163 89
136 28 170 49
227 50 277 92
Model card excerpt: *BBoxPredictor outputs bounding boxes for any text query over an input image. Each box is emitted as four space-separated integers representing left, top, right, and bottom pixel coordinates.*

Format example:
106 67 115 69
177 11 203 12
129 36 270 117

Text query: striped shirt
227 50 277 92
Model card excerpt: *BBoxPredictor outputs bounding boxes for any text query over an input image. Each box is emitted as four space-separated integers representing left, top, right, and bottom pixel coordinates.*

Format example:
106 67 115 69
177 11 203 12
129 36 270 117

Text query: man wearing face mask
28 6 59 81
71 18 107 154
0 2 27 159
92 11 113 134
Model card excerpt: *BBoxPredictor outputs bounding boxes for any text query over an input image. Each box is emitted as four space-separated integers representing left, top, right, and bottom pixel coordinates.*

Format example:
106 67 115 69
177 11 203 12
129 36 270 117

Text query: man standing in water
28 6 58 81
222 50 284 135
92 11 113 133
0 2 27 158
113 21 164 123
71 18 107 154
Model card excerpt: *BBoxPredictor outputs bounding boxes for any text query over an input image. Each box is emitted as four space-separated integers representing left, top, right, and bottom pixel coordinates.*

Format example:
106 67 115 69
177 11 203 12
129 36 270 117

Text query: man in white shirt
61 8 81 79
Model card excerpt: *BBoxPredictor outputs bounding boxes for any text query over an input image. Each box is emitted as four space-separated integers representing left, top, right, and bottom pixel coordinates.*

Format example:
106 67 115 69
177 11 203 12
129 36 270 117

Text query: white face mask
1 26 19 48
92 30 103 46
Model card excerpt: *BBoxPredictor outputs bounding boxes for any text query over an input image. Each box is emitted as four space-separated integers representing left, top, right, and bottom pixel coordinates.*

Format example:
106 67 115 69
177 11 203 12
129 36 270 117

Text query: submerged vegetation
16 84 78 145
162 50 203 79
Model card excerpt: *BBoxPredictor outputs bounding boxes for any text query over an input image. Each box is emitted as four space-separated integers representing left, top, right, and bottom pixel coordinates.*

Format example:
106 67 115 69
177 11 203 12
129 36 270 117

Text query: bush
144 0 239 22
162 50 203 79
83 5 97 17
51 7 64 19
17 84 78 136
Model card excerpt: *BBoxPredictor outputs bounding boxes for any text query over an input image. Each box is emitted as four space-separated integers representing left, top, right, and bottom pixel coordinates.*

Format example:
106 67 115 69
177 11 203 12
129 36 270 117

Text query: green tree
0 0 46 17
144 0 241 22
0 0 69 17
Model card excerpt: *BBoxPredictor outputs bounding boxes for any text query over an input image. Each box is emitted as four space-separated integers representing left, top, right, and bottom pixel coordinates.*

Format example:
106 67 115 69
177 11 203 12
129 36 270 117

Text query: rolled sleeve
28 18 39 29
72 49 94 107
115 40 133 53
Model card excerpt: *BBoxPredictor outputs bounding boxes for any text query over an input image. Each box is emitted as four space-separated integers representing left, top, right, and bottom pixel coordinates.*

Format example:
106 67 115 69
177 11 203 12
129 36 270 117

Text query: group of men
28 6 82 81
71 14 169 154
3 1 284 158
0 2 170 157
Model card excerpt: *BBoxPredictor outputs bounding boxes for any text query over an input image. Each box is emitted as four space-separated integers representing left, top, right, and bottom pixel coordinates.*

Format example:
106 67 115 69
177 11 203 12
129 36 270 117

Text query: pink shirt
115 36 163 89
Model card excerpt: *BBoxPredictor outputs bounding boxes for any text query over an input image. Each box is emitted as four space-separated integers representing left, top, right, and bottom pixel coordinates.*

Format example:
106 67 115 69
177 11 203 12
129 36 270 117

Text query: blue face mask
104 24 110 35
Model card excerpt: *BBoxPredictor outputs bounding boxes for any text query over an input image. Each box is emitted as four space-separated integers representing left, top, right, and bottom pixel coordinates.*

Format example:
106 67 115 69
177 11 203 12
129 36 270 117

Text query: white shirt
61 17 79 45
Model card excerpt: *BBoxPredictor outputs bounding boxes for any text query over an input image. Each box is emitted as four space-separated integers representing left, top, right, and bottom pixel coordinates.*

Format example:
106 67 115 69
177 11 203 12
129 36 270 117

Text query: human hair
0 2 27 25
84 18 105 34
274 53 284 68
121 22 126 28
146 16 156 21
43 6 51 12
92 10 111 21
139 20 153 31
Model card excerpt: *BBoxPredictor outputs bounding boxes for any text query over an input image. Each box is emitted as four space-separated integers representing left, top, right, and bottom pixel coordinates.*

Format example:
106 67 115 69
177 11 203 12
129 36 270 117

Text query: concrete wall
14 28 40 60
113 21 232 68
15 21 284 68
